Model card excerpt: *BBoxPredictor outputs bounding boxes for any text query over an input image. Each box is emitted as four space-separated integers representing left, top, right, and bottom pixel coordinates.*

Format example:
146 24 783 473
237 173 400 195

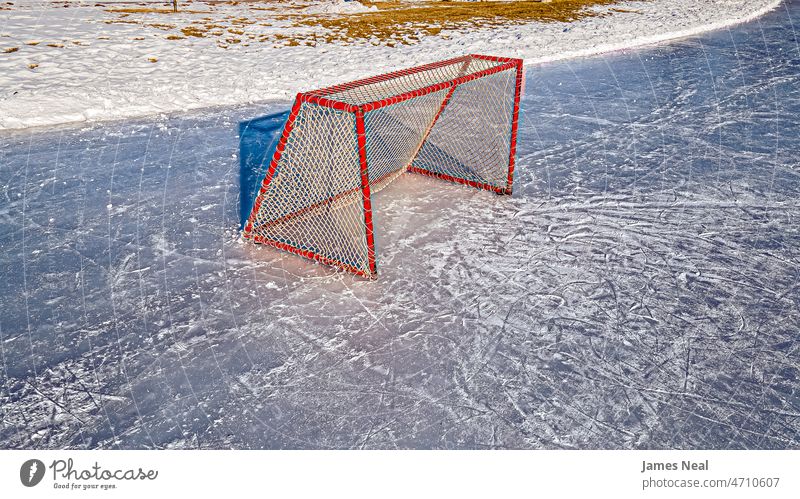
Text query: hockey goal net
243 54 524 279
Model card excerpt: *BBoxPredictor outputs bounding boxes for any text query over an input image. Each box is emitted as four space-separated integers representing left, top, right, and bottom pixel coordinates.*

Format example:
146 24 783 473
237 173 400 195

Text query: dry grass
105 8 211 15
147 23 177 30
609 7 642 14
107 8 173 14
229 17 257 25
99 0 623 48
28 63 39 70
174 21 235 38
181 26 207 37
298 0 619 44
3 46 19 53
104 19 140 25
273 33 302 47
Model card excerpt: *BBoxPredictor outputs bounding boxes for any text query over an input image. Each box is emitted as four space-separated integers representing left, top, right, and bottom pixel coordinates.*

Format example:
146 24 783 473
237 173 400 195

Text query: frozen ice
0 2 798 449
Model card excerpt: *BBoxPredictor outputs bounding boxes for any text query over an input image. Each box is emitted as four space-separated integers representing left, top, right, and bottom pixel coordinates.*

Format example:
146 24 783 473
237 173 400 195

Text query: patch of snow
301 0 378 15
0 0 783 131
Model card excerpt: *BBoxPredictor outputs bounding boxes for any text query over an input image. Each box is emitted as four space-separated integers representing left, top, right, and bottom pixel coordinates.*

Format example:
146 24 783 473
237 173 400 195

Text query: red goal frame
243 54 524 279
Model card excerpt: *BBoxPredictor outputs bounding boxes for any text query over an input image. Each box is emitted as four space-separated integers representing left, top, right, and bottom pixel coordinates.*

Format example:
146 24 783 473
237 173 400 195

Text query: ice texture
0 2 798 449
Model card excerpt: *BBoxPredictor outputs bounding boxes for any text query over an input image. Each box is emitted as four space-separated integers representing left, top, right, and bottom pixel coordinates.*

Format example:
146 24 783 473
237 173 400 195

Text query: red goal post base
243 54 524 279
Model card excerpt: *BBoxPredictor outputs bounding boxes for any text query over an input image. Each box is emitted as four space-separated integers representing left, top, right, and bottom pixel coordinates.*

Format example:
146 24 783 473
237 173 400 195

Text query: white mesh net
412 67 518 190
245 55 522 278
363 88 450 194
309 56 504 106
247 102 371 274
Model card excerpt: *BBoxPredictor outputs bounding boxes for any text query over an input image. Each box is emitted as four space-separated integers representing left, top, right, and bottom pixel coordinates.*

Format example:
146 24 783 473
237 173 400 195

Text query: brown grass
104 19 139 25
95 0 624 48
609 7 642 14
298 0 619 44
148 23 177 30
105 8 211 15
3 46 19 53
272 33 301 47
230 17 257 26
181 26 207 37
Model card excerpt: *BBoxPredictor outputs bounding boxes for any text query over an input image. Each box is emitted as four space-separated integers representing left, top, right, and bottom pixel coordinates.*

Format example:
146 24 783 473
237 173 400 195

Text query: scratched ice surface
1 3 799 450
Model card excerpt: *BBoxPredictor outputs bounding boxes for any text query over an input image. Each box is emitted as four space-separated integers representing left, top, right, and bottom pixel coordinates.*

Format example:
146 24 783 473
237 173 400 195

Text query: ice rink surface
1 1 798 449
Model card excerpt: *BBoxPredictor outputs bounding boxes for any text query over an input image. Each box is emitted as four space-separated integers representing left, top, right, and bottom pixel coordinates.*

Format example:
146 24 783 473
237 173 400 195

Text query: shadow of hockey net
243 54 524 279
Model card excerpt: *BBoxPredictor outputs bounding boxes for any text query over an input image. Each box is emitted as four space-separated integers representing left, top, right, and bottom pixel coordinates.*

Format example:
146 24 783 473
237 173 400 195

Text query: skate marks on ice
1 2 799 448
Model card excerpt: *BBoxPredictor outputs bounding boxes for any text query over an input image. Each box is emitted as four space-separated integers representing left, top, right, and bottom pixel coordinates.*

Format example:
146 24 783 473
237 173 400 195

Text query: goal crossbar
243 54 524 279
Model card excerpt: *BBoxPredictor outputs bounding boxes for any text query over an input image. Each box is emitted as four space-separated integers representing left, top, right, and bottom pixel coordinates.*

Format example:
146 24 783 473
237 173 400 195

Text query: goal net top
300 54 522 111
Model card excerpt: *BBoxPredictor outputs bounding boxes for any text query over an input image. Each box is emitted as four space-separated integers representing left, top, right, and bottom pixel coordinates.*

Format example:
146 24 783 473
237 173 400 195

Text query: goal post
243 54 524 279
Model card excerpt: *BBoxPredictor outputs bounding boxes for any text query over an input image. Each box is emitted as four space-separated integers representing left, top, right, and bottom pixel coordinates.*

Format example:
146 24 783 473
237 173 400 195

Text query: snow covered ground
0 0 783 130
0 0 797 449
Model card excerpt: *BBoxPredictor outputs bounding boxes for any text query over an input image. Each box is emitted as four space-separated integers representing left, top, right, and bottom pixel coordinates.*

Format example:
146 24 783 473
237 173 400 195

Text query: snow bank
301 0 379 15
0 0 783 131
